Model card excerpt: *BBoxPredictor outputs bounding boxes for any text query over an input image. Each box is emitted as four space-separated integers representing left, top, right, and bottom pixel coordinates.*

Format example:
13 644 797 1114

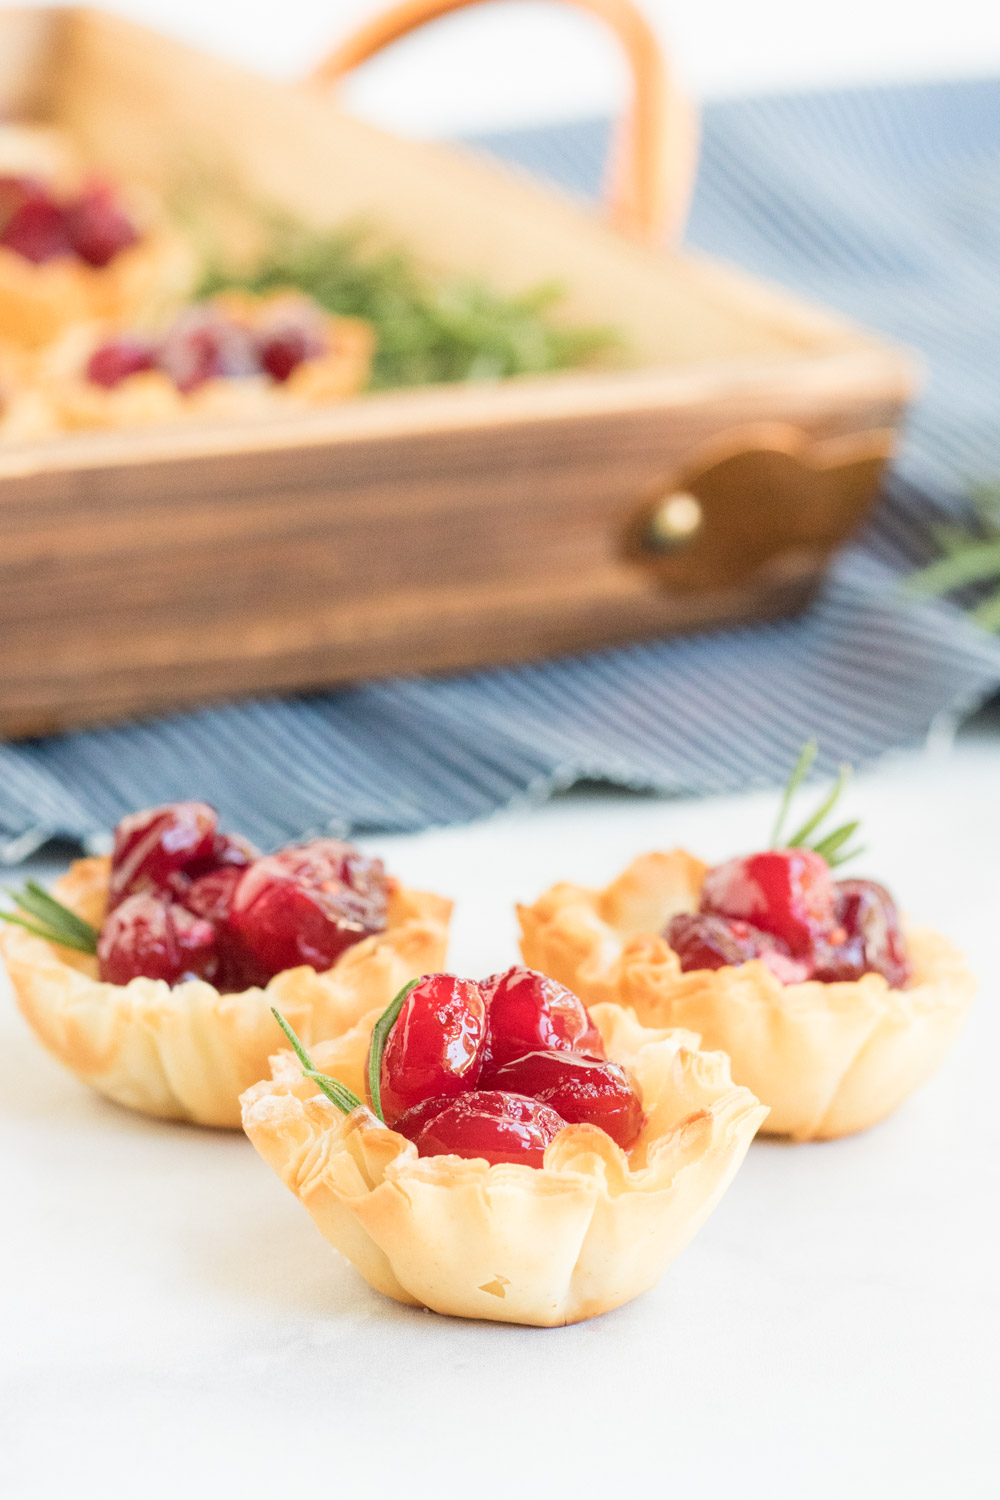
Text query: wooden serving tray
0 2 915 739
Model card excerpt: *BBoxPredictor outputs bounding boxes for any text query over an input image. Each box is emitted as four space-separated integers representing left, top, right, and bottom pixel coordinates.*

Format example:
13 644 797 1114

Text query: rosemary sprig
272 974 424 1124
270 1008 364 1116
769 739 817 847
366 977 422 1125
0 881 98 954
198 219 618 392
771 744 864 868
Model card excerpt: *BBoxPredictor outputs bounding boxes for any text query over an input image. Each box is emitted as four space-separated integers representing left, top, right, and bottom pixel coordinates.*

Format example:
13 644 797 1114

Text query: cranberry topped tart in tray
0 802 449 1127
241 966 766 1326
5 292 373 440
0 123 194 352
518 747 975 1141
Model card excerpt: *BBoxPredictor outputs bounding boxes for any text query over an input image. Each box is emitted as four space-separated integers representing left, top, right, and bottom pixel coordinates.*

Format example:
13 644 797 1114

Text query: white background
17 0 1000 136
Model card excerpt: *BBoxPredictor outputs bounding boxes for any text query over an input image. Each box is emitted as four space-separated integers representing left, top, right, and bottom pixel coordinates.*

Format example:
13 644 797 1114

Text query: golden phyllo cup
0 856 450 1127
241 1002 766 1327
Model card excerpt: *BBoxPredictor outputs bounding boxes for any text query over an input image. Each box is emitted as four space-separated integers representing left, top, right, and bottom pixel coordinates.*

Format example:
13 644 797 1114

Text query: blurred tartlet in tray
0 802 449 1127
518 751 975 1141
0 291 373 440
0 123 196 353
242 966 766 1326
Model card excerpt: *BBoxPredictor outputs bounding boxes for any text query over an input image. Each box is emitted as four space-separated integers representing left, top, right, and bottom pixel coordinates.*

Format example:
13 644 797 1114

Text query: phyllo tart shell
0 857 450 1128
241 1002 767 1327
0 225 196 352
518 853 976 1142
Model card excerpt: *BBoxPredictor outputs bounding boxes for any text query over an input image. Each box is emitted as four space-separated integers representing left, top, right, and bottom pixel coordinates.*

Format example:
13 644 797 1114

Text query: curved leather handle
306 0 698 246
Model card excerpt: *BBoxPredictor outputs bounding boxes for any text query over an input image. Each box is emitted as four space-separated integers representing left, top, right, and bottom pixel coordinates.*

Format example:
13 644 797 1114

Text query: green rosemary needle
366 977 422 1125
270 1008 364 1116
0 881 98 954
771 744 864 868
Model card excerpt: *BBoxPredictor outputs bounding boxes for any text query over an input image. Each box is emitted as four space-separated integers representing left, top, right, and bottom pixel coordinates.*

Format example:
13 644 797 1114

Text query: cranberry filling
258 325 325 383
63 182 140 267
667 850 909 988
378 973 486 1127
86 337 158 389
666 912 811 985
486 1049 644 1150
228 840 388 977
479 965 605 1071
811 879 911 988
368 967 643 1167
108 801 219 910
0 184 71 263
0 174 139 266
85 302 329 395
396 1091 568 1169
98 892 218 987
700 849 836 959
98 804 388 992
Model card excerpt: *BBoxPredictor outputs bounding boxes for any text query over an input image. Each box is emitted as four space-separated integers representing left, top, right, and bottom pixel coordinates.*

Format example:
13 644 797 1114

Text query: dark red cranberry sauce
0 175 139 267
666 850 910 989
97 802 389 991
371 968 644 1167
86 303 329 394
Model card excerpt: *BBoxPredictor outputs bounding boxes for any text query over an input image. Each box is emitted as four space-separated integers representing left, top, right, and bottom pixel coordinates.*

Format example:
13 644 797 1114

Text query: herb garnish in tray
198 221 618 391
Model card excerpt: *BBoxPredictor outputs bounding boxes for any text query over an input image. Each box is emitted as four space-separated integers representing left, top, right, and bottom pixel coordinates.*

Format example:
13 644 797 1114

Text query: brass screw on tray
645 491 704 551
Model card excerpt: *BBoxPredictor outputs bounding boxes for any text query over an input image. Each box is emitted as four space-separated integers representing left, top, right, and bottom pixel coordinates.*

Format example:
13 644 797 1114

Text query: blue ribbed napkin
3 80 1000 858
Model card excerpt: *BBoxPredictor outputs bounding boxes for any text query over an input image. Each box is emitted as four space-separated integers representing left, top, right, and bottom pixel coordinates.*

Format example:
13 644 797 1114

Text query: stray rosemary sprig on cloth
270 1008 365 1116
0 881 98 954
770 742 864 868
905 483 1000 631
198 220 618 391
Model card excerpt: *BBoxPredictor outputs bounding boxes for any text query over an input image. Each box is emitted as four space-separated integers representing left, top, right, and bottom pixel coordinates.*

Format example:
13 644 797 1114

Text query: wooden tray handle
307 0 698 245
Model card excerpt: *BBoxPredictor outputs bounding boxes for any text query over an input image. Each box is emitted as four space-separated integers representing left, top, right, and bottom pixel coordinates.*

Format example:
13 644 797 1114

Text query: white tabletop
2 726 998 1499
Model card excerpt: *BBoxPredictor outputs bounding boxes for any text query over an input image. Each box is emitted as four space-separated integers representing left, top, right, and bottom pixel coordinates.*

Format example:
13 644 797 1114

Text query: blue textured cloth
2 80 1000 858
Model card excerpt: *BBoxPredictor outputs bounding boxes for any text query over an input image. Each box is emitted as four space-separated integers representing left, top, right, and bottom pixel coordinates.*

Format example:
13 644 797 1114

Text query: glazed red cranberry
0 182 70 263
700 849 836 959
170 832 259 894
257 325 324 383
97 892 217 986
64 182 139 268
109 802 219 909
209 832 258 868
158 307 259 393
375 973 487 1127
228 838 388 979
479 966 605 1073
183 864 244 925
666 911 812 985
159 325 223 393
486 1050 644 1151
86 337 158 389
395 1090 567 1168
812 879 911 988
181 865 268 993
